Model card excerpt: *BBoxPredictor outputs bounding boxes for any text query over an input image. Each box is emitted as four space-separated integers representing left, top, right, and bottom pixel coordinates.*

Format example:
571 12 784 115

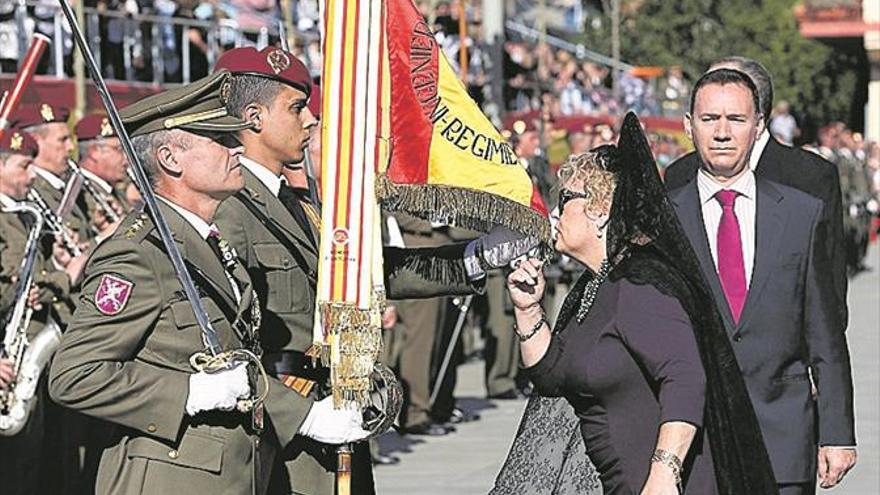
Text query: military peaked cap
214 47 312 97
120 70 252 138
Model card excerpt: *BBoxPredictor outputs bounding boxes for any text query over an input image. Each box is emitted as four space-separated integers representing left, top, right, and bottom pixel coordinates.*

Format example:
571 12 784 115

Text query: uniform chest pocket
252 243 311 313
125 431 224 473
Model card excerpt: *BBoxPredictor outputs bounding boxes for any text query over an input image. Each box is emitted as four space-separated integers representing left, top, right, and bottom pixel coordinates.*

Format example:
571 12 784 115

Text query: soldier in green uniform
47 71 371 495
0 128 88 495
211 47 540 494
75 114 130 237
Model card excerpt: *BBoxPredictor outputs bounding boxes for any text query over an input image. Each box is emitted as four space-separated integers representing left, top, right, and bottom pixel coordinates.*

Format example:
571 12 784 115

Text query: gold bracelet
651 448 683 489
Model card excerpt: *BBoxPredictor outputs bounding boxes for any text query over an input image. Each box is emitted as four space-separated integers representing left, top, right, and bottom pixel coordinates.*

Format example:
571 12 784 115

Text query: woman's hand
640 466 679 495
506 258 545 310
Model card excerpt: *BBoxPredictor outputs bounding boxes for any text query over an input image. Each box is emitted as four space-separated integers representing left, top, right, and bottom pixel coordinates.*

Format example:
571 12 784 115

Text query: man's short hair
689 68 761 118
225 74 283 118
131 130 190 188
711 56 773 118
21 124 49 139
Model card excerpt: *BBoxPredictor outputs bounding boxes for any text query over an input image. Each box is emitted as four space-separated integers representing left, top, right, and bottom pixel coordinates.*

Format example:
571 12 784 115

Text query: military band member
0 128 88 495
211 47 541 495
48 71 370 495
75 114 131 236
17 104 93 243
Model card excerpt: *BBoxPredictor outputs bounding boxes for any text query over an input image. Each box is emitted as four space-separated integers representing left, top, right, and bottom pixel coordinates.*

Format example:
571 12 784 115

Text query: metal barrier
1 1 319 85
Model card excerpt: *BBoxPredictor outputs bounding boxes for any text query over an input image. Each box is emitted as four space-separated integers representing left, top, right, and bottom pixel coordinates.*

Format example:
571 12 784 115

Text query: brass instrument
25 190 83 257
67 158 121 224
0 201 61 436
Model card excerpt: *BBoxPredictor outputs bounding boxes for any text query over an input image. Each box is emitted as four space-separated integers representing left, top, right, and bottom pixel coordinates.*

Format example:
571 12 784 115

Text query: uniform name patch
94 274 134 315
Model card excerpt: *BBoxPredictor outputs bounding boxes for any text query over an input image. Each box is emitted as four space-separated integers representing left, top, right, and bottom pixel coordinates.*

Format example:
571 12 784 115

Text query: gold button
167 450 179 459
255 438 261 447
146 424 157 433
52 296 58 303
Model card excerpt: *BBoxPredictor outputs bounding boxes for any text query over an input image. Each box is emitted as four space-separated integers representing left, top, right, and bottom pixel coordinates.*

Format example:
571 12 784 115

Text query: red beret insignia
94 274 134 315
10 132 23 151
40 104 55 122
266 49 292 75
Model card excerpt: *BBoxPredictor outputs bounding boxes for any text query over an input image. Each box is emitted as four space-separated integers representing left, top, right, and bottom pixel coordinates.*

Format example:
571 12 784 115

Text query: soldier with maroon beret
0 126 89 495
75 114 130 235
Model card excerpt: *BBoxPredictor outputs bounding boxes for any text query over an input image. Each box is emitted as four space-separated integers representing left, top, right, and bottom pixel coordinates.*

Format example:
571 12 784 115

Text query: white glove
185 363 250 416
298 396 371 444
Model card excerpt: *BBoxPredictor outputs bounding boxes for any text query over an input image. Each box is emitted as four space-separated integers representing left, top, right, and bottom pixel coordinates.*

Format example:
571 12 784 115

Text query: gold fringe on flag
377 174 551 242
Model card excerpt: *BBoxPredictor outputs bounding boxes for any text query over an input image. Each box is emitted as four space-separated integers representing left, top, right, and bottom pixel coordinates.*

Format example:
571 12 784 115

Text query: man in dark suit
668 69 856 494
664 57 847 333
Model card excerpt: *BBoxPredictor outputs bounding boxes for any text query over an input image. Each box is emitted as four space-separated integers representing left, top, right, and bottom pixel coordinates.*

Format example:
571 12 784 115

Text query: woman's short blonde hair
557 151 617 215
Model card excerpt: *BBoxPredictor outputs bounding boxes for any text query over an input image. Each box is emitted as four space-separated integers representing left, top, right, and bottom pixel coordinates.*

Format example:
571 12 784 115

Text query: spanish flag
316 0 549 407
379 0 549 239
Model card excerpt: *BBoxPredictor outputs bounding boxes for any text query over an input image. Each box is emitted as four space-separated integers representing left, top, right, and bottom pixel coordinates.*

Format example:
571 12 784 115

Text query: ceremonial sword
57 1 229 361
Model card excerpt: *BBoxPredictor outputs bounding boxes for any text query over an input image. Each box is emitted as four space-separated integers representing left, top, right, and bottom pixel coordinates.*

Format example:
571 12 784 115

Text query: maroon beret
0 128 39 157
215 47 312 97
76 114 116 142
14 103 71 129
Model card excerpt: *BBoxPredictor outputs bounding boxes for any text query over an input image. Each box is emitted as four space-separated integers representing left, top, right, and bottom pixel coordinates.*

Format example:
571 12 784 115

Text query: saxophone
26 189 83 256
0 201 61 436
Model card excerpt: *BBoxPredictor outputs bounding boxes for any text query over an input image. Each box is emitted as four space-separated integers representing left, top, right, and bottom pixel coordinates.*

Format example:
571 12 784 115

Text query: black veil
491 113 778 494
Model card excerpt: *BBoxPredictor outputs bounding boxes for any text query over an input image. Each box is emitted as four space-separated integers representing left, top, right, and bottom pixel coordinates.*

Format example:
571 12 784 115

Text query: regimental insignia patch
40 104 54 122
10 132 23 151
266 49 291 75
94 274 134 315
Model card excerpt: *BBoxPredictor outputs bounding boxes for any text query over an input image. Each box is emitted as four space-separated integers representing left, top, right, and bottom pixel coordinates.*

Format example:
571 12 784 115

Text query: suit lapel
243 169 318 257
669 178 737 332
160 203 239 312
736 178 786 329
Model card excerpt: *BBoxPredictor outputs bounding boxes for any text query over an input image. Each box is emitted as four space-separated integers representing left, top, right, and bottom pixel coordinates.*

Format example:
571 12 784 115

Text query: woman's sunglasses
558 188 589 211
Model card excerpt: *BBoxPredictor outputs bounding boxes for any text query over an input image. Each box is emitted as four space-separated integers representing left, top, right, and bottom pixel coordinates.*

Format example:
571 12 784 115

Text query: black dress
525 276 718 495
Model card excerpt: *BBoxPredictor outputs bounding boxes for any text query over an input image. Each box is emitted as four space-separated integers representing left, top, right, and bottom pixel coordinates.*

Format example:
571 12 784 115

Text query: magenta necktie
715 190 747 323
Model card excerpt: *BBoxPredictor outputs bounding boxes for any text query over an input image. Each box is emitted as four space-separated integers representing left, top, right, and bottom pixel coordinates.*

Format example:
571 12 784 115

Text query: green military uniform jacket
0 197 72 336
48 202 314 495
214 164 479 495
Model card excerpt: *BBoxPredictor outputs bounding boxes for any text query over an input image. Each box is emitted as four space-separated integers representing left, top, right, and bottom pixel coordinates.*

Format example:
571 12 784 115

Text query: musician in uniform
75 114 130 237
16 104 91 331
0 127 87 495
17 104 92 242
48 71 371 495
211 47 539 495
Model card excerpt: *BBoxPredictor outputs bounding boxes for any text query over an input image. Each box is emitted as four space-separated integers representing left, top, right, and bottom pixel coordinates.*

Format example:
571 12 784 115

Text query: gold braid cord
189 349 270 412
320 293 385 408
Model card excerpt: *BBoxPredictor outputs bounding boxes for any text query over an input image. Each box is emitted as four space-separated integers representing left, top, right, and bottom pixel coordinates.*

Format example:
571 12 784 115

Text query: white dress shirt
0 193 16 209
33 166 67 190
157 196 241 303
697 168 757 287
240 156 283 197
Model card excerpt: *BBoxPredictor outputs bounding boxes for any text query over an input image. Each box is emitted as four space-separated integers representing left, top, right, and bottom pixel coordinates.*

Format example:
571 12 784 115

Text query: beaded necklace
575 258 611 323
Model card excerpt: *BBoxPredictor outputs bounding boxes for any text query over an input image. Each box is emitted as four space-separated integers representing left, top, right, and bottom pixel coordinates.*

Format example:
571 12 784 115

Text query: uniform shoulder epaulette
123 213 153 242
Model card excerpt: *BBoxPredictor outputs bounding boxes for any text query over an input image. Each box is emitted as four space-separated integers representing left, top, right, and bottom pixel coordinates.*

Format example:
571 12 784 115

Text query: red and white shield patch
94 274 134 315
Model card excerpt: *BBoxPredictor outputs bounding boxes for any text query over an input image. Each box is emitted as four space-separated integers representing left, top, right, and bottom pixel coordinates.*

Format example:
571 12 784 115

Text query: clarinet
25 190 83 257
67 159 121 223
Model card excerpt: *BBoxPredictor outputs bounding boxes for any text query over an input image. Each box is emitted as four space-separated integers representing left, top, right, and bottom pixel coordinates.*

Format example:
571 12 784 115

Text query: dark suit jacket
665 136 848 330
669 174 855 483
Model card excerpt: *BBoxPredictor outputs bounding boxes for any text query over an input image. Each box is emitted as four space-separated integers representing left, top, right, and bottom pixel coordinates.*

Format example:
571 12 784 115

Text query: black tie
278 184 316 246
206 229 237 272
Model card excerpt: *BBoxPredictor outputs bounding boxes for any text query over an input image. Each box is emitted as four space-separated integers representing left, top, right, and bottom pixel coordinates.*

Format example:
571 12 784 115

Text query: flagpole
458 0 468 83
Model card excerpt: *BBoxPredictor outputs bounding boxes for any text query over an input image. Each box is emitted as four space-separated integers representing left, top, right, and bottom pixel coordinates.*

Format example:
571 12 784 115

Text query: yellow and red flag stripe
315 0 386 407
378 0 549 240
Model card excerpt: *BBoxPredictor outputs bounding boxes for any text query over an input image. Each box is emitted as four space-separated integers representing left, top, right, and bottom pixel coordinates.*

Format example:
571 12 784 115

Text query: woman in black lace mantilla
490 113 777 495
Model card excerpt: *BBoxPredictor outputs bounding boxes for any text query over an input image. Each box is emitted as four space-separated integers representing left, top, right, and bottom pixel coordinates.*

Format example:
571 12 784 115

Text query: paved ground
374 245 880 494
